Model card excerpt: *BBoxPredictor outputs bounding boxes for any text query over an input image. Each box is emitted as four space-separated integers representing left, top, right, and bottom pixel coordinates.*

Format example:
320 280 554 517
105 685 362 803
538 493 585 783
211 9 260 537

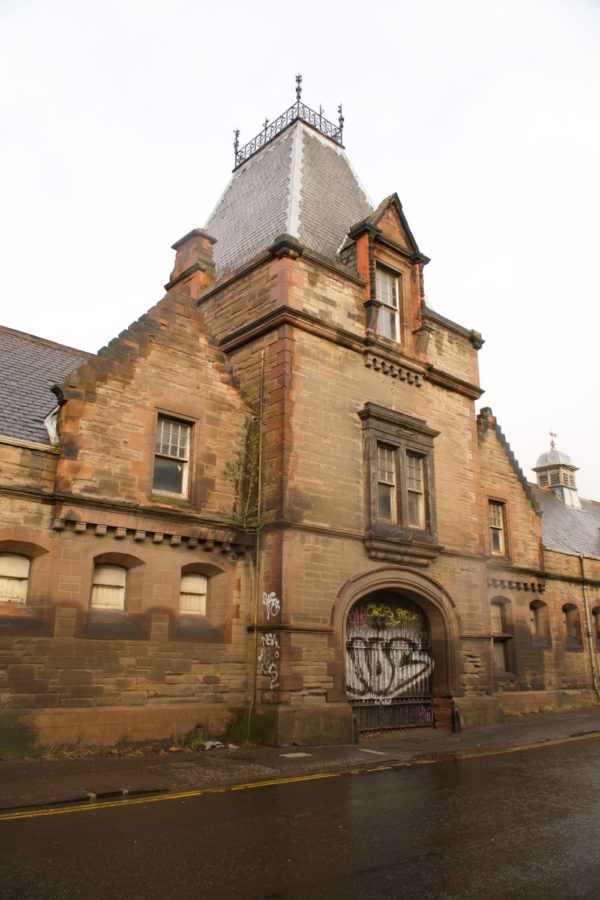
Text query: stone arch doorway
346 591 434 731
331 567 462 732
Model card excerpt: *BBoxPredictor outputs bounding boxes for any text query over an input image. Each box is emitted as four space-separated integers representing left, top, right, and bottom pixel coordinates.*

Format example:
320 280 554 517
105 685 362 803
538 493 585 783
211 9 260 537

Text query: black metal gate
346 597 434 732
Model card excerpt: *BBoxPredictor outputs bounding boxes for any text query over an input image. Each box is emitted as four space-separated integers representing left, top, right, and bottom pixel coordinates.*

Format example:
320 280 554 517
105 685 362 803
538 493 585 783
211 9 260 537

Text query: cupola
533 433 581 509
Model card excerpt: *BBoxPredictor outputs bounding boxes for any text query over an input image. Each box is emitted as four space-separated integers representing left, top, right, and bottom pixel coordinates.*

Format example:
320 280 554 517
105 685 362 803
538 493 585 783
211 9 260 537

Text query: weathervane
233 128 240 157
295 73 302 101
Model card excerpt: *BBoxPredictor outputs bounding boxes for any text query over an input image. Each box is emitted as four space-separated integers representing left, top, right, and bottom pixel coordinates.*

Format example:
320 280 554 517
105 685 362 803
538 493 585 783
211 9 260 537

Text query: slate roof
205 120 373 279
532 485 600 559
0 326 90 445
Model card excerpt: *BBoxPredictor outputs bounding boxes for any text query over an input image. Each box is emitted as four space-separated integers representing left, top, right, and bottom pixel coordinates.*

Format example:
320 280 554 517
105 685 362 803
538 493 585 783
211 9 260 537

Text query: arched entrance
346 591 434 732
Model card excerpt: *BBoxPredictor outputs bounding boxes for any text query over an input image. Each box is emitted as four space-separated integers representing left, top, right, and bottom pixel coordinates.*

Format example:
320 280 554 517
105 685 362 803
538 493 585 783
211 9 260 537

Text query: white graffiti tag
258 632 280 689
262 591 281 619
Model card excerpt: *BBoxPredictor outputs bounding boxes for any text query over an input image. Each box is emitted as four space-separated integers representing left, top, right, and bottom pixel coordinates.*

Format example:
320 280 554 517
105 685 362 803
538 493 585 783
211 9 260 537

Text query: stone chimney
165 228 217 300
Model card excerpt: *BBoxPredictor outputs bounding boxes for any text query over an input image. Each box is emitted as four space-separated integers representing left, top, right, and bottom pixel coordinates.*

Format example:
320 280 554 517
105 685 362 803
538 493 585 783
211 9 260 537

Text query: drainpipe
580 555 600 701
247 351 266 741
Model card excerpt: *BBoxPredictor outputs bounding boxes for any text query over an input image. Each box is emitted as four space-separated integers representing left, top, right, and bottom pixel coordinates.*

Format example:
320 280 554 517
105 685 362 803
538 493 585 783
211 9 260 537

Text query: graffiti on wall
262 591 281 620
346 600 433 702
258 632 280 690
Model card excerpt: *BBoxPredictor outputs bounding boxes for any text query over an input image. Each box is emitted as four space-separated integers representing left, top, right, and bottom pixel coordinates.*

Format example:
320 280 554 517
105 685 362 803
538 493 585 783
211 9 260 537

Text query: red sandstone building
1 88 599 751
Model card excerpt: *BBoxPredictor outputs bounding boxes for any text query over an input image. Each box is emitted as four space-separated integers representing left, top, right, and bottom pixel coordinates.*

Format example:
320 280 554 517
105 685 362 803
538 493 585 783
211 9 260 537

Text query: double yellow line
2 730 599 823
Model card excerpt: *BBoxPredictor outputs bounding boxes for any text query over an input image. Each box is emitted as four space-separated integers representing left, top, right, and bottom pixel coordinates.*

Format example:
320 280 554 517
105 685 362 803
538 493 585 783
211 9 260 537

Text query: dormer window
375 266 401 342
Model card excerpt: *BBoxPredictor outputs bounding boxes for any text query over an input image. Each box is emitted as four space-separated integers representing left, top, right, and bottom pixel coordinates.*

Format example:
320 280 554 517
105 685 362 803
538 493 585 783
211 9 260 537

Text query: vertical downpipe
247 351 266 741
580 555 600 701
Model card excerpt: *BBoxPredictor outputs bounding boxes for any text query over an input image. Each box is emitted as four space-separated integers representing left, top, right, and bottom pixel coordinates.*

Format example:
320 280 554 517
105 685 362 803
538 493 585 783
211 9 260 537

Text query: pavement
2 707 600 814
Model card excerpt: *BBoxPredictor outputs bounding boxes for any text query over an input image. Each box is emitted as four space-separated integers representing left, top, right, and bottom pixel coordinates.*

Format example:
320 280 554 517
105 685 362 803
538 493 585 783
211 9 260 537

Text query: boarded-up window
563 603 582 647
91 565 126 610
180 574 208 616
0 554 30 604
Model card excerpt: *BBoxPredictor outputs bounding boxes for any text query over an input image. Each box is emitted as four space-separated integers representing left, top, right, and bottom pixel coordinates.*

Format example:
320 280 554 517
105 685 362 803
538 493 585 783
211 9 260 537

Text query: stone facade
1 110 598 751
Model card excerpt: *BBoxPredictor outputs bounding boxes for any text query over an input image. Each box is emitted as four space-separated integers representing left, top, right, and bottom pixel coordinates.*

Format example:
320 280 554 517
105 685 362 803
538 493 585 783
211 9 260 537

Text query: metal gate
346 597 434 732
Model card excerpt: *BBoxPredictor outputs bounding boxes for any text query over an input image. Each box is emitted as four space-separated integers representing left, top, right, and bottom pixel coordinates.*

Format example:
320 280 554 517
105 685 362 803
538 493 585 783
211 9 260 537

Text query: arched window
491 598 514 675
530 599 550 645
179 573 208 615
562 603 582 649
0 554 30 605
91 565 127 610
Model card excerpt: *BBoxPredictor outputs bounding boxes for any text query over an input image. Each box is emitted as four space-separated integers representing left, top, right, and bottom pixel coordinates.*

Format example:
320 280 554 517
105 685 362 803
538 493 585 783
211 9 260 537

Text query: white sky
1 0 598 498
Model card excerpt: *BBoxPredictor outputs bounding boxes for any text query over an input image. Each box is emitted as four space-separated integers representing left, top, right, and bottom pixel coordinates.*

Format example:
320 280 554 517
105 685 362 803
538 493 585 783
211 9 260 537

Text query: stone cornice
219 305 365 355
219 306 481 400
487 576 546 594
50 514 248 558
51 493 252 545
364 351 425 387
364 534 443 568
424 307 484 349
426 366 484 400
248 623 334 635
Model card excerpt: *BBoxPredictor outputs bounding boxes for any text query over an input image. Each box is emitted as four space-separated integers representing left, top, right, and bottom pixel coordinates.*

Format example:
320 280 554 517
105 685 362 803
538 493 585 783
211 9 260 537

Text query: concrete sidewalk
2 707 600 813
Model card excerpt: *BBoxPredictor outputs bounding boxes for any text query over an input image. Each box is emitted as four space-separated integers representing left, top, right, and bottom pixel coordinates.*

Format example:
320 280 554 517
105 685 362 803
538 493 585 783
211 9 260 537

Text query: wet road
2 737 600 899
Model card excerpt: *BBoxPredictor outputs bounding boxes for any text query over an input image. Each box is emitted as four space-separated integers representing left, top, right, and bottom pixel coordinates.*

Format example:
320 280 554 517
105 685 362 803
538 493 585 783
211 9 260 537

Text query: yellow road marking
1 730 599 824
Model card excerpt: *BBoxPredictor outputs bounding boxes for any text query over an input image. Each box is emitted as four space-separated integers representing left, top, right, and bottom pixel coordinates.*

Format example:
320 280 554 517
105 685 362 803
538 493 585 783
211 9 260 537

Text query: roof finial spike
338 103 344 138
233 128 240 157
295 73 302 102
550 430 557 451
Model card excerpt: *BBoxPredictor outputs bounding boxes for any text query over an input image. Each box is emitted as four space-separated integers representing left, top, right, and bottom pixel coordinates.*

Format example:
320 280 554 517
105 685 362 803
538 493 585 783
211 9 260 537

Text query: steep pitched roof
205 120 373 279
532 485 600 559
0 326 90 444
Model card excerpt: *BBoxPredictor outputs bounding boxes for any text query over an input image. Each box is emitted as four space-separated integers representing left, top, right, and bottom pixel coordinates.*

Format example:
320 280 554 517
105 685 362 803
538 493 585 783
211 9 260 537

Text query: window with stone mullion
377 443 396 522
406 452 425 528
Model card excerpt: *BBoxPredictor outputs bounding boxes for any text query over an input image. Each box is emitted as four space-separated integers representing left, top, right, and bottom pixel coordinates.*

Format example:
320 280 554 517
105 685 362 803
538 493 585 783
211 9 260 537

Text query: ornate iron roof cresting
233 75 344 169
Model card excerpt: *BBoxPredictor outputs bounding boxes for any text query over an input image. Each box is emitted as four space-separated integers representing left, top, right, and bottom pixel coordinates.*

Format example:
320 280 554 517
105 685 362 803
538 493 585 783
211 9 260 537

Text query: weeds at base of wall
0 706 276 760
0 712 41 760
38 731 214 760
226 707 278 746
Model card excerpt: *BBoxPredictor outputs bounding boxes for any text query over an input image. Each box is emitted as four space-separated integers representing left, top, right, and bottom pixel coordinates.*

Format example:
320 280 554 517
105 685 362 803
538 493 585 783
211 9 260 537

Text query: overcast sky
1 0 598 498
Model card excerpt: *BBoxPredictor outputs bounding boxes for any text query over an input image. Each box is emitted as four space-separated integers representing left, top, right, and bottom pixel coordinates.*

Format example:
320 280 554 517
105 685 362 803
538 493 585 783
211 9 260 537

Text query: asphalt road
2 736 600 900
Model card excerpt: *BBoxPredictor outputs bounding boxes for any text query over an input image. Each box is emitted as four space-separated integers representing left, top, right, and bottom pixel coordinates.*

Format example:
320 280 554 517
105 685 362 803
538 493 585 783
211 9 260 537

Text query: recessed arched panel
331 567 462 708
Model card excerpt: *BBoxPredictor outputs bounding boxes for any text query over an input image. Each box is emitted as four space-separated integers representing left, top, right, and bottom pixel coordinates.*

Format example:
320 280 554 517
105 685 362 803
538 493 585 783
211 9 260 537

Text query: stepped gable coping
477 407 541 514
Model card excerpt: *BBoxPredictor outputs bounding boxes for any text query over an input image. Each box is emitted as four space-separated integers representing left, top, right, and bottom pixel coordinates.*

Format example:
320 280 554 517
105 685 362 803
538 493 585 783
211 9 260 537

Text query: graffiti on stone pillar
258 632 280 689
262 591 281 620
